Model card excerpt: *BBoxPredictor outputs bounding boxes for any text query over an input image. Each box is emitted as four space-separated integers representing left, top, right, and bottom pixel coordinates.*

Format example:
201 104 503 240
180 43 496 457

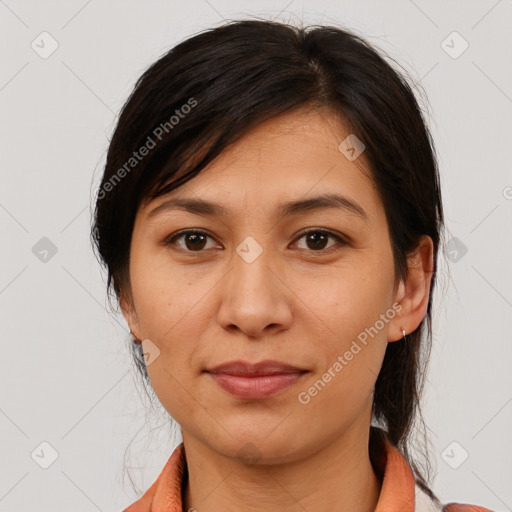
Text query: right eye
164 230 221 253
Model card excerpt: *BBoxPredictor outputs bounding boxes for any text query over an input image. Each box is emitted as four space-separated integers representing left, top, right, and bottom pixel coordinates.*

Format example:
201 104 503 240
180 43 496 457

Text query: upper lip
206 359 307 376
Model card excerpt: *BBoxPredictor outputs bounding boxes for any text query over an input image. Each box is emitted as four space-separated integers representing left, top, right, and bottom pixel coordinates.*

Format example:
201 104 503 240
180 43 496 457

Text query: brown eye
166 230 218 252
294 229 347 252
165 228 347 255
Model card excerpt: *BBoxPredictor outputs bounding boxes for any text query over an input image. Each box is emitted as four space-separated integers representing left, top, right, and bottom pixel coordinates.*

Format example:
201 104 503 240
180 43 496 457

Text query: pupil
186 233 206 251
308 232 327 250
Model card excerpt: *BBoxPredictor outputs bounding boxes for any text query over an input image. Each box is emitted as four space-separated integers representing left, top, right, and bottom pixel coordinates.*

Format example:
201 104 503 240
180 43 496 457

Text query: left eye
165 229 347 253
293 229 347 252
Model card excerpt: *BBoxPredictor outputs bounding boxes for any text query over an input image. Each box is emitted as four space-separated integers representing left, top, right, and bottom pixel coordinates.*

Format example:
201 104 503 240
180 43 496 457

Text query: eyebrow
147 193 368 222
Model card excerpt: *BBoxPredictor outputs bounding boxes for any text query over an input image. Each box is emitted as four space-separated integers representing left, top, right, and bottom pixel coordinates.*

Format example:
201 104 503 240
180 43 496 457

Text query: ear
120 291 142 340
387 235 434 342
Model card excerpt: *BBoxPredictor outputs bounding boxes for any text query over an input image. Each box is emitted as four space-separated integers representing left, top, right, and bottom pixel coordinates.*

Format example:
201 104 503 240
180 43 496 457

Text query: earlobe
388 235 434 342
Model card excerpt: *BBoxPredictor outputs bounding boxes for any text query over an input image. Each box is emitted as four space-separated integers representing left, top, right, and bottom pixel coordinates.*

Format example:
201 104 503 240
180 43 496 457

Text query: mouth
205 360 309 400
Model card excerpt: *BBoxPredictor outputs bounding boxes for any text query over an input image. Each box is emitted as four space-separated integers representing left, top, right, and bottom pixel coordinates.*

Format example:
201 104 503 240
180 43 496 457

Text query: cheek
128 253 214 422
297 257 394 400
129 247 207 338
306 255 394 341
296 283 391 427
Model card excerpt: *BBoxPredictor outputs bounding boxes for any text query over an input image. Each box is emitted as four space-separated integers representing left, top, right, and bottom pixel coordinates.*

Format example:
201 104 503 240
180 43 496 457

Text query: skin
121 107 434 512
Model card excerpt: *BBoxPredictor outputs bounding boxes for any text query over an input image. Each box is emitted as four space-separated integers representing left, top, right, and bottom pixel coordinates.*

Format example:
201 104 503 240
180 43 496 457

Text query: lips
205 360 308 400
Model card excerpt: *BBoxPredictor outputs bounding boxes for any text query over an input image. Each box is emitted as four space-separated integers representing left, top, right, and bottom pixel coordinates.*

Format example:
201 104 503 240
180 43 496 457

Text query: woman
91 19 493 512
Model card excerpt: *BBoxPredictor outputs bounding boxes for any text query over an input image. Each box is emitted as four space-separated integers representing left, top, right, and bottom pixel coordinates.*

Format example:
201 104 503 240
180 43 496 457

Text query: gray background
1 0 511 510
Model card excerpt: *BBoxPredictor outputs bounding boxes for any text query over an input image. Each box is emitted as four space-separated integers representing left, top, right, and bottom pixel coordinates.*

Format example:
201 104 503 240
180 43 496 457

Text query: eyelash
164 228 348 255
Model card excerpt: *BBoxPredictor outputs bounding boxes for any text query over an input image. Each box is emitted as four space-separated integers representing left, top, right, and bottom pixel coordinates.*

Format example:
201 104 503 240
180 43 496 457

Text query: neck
181 425 382 512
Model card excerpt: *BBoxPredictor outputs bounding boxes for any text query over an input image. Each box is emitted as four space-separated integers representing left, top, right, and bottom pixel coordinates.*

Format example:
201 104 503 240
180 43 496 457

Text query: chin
204 422 311 465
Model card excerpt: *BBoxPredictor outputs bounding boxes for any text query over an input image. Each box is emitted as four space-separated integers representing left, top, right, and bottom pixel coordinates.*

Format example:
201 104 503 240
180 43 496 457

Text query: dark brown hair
91 19 444 502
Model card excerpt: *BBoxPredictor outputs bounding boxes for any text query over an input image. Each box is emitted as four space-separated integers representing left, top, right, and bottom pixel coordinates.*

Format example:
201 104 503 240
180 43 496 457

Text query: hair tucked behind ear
91 18 444 501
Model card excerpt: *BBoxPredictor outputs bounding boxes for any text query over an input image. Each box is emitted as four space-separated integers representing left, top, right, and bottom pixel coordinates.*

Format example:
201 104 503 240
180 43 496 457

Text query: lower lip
207 372 306 400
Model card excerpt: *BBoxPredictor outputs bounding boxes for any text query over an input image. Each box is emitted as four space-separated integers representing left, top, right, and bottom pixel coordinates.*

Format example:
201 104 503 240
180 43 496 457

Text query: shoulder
442 504 495 512
415 484 495 512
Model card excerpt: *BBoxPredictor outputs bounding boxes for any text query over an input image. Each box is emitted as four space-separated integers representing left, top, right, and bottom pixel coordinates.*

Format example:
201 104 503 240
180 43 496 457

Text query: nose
216 246 293 339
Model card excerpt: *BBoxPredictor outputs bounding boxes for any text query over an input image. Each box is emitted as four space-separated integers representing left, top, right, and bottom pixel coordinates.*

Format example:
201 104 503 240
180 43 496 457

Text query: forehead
140 108 381 223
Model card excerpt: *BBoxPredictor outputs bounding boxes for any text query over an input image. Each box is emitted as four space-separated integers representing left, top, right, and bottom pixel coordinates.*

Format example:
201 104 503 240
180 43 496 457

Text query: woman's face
122 108 413 463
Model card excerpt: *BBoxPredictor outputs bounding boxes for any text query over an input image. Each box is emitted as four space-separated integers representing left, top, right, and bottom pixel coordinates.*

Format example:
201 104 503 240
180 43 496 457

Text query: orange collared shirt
123 438 493 512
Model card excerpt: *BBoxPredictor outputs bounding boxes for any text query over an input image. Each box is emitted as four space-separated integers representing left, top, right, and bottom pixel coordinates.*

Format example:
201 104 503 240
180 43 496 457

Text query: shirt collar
123 435 421 512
